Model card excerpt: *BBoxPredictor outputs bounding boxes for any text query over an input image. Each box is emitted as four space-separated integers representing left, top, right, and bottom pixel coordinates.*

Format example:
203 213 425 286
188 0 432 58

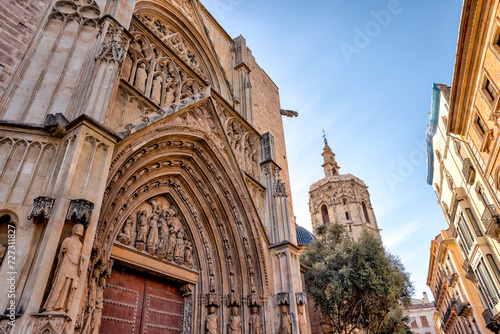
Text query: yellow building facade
426 1 500 331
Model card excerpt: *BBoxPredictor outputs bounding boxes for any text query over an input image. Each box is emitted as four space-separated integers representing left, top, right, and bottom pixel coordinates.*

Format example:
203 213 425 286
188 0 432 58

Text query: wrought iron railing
482 204 500 231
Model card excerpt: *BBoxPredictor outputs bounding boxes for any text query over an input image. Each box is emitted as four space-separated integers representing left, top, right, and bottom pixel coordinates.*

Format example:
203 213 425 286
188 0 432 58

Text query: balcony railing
483 309 500 333
482 204 500 239
454 300 472 318
441 299 457 333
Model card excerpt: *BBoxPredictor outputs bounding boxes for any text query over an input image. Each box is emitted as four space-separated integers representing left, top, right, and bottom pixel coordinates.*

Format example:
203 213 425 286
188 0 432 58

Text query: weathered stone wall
247 49 295 225
0 0 53 95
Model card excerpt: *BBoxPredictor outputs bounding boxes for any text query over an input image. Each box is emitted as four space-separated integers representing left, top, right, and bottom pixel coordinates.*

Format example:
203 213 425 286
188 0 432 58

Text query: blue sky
201 0 462 299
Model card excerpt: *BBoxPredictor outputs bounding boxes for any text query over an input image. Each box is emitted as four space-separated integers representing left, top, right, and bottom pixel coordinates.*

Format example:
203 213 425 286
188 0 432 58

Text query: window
345 212 350 220
475 114 487 136
321 205 329 224
475 260 500 308
362 202 370 223
420 316 429 327
457 216 475 255
465 209 483 237
496 30 500 48
485 78 496 101
409 317 418 328
487 254 500 285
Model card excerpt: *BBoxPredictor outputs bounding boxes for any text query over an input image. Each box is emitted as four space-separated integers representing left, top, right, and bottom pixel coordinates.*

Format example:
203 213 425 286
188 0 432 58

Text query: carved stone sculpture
249 306 262 334
166 222 177 261
157 213 169 259
205 306 218 334
184 241 194 268
165 85 176 105
44 224 85 313
298 304 308 334
278 306 292 334
135 62 147 93
146 213 159 255
135 210 148 251
227 306 241 334
122 53 133 81
151 75 162 105
174 228 185 264
117 216 133 245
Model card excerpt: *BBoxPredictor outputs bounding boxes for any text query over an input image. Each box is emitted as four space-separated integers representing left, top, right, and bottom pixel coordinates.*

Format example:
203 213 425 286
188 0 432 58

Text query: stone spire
321 133 340 177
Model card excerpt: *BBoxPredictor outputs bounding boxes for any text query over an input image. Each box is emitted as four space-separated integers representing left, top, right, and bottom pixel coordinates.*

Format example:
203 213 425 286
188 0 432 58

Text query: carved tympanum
115 195 194 268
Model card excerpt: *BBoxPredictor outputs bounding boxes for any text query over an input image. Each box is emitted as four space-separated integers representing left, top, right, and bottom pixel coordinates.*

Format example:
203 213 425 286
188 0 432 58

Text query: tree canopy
300 223 414 334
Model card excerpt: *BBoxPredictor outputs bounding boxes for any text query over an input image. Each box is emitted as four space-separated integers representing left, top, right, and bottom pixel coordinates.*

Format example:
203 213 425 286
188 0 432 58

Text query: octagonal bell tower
308 137 381 240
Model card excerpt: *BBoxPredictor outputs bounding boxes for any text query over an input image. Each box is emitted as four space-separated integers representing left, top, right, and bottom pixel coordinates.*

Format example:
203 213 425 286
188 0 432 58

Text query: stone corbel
296 292 307 305
31 313 71 334
43 114 69 137
277 292 290 306
227 293 241 307
248 293 261 306
27 196 55 224
66 199 94 225
206 293 220 307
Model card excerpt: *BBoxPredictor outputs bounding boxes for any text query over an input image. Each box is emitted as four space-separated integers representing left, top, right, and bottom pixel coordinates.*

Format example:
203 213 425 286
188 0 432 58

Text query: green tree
300 223 414 334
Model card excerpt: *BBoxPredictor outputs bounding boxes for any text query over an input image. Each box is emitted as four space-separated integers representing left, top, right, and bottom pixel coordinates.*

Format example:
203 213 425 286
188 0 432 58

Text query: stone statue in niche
205 306 218 334
228 306 242 334
157 211 169 259
121 53 133 81
166 222 177 261
136 210 148 251
278 306 292 334
92 277 105 334
165 85 176 105
249 306 262 334
174 229 186 265
81 270 98 334
209 275 216 292
298 304 308 334
117 215 133 245
44 224 85 313
151 75 162 105
184 241 194 268
135 62 148 93
146 213 159 255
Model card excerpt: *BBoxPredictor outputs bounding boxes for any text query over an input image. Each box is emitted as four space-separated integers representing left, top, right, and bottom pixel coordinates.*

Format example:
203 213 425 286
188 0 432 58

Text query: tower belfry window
321 205 329 224
362 202 370 223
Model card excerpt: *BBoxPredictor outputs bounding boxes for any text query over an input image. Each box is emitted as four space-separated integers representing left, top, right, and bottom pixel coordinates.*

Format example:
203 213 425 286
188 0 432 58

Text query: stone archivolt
81 98 268 332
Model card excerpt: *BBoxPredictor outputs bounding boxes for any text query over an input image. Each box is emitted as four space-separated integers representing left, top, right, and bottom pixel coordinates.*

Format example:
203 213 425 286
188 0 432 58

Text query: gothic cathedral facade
0 0 310 333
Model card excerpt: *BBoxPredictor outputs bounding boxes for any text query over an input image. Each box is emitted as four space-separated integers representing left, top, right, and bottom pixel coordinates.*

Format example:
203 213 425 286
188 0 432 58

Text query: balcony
482 204 500 240
441 299 457 333
483 309 500 333
454 301 472 318
462 158 476 185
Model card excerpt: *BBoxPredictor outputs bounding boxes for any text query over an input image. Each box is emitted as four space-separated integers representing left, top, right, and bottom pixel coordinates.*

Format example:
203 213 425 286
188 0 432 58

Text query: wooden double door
100 264 184 334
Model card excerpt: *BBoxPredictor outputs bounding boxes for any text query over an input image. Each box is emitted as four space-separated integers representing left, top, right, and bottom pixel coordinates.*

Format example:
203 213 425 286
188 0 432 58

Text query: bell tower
309 136 381 240
321 134 340 177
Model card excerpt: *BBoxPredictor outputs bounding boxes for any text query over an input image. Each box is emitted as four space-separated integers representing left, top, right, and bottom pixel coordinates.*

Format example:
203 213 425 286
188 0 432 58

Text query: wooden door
100 264 184 334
